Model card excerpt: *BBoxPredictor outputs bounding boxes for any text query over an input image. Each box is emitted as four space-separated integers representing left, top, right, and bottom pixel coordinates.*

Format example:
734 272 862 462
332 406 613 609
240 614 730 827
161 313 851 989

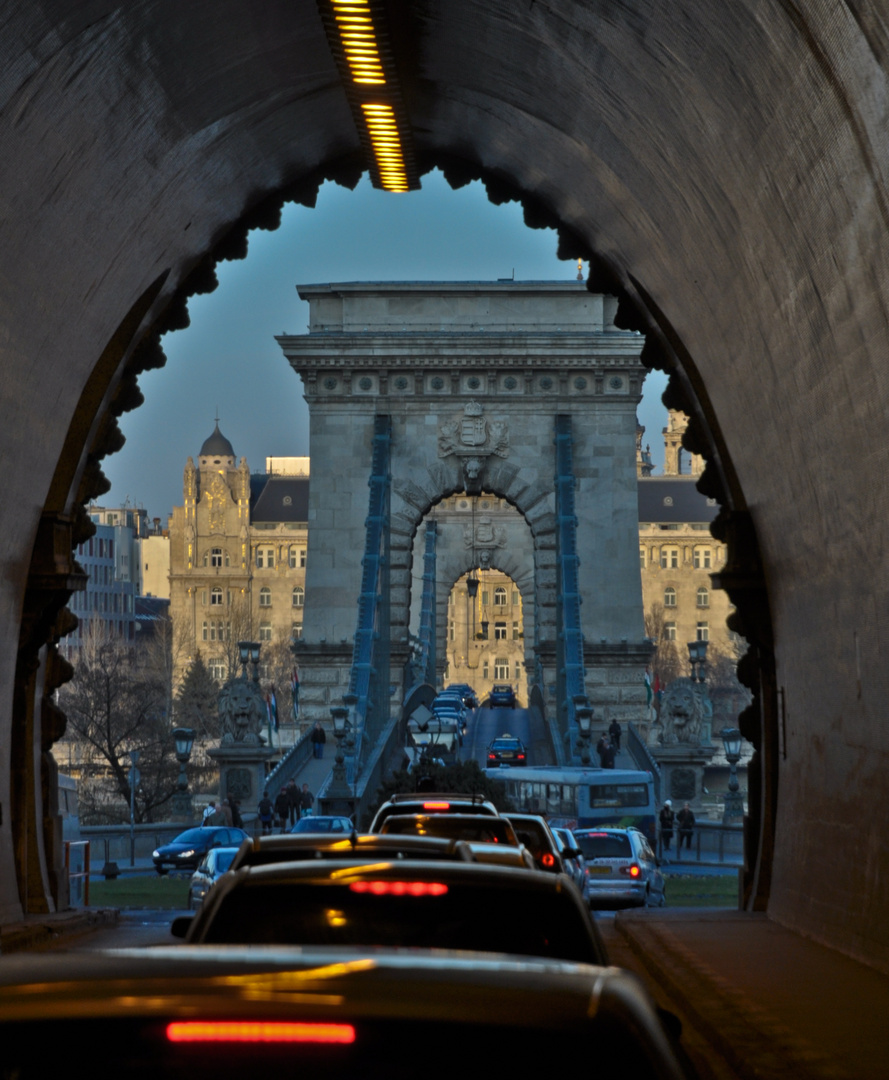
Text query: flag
644 667 653 707
268 687 278 732
291 666 300 721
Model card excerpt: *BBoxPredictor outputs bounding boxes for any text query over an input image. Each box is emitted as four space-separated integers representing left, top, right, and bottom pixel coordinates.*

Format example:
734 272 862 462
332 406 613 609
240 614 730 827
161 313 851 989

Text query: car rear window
380 817 516 844
197 880 599 963
574 833 632 859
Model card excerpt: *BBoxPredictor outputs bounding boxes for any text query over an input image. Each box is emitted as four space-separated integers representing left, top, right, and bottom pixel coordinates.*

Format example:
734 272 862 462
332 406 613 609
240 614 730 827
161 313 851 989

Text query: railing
416 519 437 687
627 721 661 805
264 726 315 797
656 820 744 865
554 415 592 756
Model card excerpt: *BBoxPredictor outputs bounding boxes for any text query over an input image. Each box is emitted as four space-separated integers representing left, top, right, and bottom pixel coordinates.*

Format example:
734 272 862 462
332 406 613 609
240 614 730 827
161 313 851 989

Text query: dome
199 422 235 458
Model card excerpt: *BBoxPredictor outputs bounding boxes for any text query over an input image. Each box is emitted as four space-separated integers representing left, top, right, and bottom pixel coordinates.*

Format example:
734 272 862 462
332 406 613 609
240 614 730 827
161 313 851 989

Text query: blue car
152 826 250 875
489 684 516 708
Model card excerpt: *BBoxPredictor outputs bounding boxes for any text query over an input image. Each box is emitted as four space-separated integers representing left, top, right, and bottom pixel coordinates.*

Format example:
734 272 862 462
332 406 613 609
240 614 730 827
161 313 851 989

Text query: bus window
588 784 650 809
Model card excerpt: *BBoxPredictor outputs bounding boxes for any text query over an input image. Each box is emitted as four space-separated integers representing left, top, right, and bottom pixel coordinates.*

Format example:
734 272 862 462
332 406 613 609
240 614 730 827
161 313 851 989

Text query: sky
103 169 669 521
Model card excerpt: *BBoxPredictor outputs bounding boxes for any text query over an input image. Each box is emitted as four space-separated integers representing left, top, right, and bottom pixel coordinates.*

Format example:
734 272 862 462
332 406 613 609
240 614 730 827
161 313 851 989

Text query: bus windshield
588 783 650 809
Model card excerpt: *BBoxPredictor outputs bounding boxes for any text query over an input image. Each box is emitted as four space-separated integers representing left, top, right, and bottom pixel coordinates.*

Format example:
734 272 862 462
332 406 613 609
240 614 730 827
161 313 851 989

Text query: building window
512 590 520 606
694 547 712 570
448 620 455 641
259 622 272 642
664 587 677 607
292 623 303 640
494 622 507 640
660 547 679 569
201 621 208 641
208 660 226 682
664 622 677 641
259 587 272 607
512 621 520 640
289 546 307 569
697 587 710 608
494 657 510 680
493 587 507 607
640 547 647 569
256 546 275 568
482 660 489 679
210 548 223 568
210 587 223 606
292 586 305 608
696 622 709 641
515 661 522 681
481 591 489 606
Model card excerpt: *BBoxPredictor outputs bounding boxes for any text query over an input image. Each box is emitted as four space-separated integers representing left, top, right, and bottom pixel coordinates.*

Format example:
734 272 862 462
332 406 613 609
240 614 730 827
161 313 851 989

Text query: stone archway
279 280 652 749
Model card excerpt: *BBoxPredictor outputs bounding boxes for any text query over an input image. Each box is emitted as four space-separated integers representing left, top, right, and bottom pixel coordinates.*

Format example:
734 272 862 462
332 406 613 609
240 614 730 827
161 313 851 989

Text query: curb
0 907 119 955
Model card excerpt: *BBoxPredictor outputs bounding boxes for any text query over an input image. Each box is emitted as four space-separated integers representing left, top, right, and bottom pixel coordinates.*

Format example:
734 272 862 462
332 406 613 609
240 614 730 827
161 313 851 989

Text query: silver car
573 827 666 909
187 846 240 910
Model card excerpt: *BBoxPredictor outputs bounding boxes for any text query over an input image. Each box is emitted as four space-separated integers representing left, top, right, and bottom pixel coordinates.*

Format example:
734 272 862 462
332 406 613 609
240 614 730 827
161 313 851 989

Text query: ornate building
168 425 309 686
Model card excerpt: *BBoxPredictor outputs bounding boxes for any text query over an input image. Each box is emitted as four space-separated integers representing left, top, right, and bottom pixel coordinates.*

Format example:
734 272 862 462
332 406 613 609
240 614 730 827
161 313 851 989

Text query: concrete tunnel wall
1 1 889 967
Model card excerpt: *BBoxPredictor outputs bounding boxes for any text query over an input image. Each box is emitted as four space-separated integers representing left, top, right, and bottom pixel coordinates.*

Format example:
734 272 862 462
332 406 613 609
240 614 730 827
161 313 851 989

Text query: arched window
259 587 272 607
210 586 223 606
292 586 305 608
664 587 677 607
493 586 507 607
696 587 710 608
210 548 223 568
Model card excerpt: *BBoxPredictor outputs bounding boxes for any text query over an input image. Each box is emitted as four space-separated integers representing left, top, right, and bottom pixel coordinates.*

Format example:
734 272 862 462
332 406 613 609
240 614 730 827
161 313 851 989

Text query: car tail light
517 753 525 760
541 853 556 868
423 801 450 810
619 864 641 878
487 753 497 761
349 880 448 896
167 1022 355 1044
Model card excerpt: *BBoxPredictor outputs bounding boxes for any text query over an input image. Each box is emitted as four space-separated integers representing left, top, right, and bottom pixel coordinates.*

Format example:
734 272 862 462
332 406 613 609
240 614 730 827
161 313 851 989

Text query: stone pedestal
651 744 716 810
208 745 277 817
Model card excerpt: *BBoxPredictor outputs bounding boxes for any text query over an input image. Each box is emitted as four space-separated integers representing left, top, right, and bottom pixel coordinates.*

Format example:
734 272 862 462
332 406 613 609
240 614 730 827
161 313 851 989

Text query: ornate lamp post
720 726 745 823
575 697 593 765
687 639 708 682
237 640 261 681
171 726 195 820
328 703 352 802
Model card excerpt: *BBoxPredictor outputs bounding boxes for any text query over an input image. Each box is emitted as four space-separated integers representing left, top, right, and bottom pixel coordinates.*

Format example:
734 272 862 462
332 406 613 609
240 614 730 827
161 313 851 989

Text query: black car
486 733 527 766
152 826 250 875
489 683 516 708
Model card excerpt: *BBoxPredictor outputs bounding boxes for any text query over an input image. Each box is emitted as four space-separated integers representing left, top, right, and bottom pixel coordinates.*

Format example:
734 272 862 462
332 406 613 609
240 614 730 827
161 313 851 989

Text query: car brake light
349 880 448 896
167 1022 355 1044
423 801 450 810
517 754 525 760
619 864 641 878
541 853 556 868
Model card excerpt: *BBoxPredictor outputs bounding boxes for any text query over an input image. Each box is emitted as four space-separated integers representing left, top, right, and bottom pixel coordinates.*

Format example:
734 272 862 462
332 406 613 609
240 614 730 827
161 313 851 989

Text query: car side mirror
564 846 583 859
170 915 194 939
197 863 209 874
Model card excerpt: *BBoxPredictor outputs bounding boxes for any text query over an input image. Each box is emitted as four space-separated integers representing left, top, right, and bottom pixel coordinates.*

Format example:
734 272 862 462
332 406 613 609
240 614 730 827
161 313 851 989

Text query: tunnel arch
4 2 888 971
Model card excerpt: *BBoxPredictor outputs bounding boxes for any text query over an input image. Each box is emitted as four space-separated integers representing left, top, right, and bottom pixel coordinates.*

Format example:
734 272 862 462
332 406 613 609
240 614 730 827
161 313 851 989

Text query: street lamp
171 726 196 821
575 697 593 765
328 704 351 801
720 726 745 823
466 572 479 599
687 639 709 682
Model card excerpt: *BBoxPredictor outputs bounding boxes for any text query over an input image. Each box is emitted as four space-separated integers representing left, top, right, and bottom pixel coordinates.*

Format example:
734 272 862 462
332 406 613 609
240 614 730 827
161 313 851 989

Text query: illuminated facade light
318 0 420 191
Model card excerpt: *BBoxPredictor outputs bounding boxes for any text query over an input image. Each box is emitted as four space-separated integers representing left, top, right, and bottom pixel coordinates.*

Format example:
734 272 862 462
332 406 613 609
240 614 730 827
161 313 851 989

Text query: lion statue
659 677 708 746
218 678 266 746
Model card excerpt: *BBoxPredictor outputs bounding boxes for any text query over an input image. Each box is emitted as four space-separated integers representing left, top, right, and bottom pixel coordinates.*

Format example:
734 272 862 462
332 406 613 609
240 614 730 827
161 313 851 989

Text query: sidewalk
612 908 889 1080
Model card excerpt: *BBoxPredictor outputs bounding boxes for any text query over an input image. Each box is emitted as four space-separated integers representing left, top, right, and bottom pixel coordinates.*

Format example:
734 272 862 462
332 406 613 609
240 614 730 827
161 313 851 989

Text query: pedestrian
596 733 609 767
601 739 616 769
677 802 695 850
204 801 226 827
659 799 675 855
286 780 300 828
201 802 215 825
608 718 622 752
274 787 291 833
220 798 234 827
299 782 314 818
229 798 243 830
311 721 327 759
258 790 273 835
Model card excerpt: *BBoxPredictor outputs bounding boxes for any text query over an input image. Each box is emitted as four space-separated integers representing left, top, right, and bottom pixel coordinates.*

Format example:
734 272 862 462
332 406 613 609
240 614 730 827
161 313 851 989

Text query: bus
483 765 657 846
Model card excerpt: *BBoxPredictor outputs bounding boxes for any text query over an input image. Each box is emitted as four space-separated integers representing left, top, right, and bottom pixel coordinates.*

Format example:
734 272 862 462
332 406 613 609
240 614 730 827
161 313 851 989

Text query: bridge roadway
459 704 553 769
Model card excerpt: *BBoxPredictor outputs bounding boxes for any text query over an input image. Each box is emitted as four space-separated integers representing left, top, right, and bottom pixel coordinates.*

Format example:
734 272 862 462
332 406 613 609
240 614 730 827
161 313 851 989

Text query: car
503 812 564 873
574 826 667 909
172 860 608 966
489 683 516 708
289 814 354 834
229 832 480 870
554 826 588 897
152 826 250 875
446 682 479 708
0 949 691 1080
486 733 527 766
368 791 500 832
378 813 520 846
186 846 240 910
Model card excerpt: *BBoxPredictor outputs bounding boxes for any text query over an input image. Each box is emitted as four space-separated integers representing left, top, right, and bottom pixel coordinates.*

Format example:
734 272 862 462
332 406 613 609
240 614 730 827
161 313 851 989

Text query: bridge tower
278 281 652 768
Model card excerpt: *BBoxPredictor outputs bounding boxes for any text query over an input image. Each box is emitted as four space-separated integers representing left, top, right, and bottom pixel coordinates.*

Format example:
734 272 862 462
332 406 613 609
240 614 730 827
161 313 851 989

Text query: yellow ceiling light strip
319 0 420 191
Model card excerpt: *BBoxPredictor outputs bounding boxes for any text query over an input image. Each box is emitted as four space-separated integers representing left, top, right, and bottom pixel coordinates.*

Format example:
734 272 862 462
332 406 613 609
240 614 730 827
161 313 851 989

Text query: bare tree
57 622 178 824
644 603 683 699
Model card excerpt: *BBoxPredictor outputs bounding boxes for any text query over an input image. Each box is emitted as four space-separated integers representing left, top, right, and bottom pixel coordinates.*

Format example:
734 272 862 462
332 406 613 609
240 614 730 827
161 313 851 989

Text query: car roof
230 833 475 870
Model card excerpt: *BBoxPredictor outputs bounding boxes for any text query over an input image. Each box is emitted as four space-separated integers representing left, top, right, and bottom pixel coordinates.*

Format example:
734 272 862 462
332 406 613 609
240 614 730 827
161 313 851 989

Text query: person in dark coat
299 783 314 817
677 802 695 850
258 790 273 835
608 718 622 752
274 788 291 833
310 721 327 759
286 780 300 827
229 798 244 830
659 800 675 854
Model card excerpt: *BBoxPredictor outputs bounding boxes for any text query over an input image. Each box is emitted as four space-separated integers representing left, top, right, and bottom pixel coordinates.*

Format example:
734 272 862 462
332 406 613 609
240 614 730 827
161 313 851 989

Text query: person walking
274 787 291 833
596 733 609 767
677 802 695 851
229 798 243 830
286 780 300 828
659 800 675 857
258 790 274 836
608 718 622 752
203 801 226 827
310 721 327 759
299 782 314 818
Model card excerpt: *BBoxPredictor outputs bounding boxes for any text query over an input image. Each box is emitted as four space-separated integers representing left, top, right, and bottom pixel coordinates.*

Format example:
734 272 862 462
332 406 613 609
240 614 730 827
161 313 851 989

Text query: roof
637 477 718 524
199 423 235 458
250 474 310 523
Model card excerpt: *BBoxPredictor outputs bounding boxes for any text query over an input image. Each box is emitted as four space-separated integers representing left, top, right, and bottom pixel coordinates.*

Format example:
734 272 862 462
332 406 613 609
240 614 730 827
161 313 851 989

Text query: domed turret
199 422 235 459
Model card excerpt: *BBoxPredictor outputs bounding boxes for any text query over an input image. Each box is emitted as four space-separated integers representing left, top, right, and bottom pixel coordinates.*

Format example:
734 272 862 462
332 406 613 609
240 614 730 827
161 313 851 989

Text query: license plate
590 866 611 874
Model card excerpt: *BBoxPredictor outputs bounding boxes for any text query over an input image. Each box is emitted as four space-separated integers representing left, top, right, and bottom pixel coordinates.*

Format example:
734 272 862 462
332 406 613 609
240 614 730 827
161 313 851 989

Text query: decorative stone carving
438 401 509 461
670 767 697 801
205 471 230 534
660 677 710 745
218 678 266 746
463 516 506 550
394 478 429 510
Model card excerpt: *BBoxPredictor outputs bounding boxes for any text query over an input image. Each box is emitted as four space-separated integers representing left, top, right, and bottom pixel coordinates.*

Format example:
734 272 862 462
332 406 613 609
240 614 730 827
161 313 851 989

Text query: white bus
484 765 657 846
